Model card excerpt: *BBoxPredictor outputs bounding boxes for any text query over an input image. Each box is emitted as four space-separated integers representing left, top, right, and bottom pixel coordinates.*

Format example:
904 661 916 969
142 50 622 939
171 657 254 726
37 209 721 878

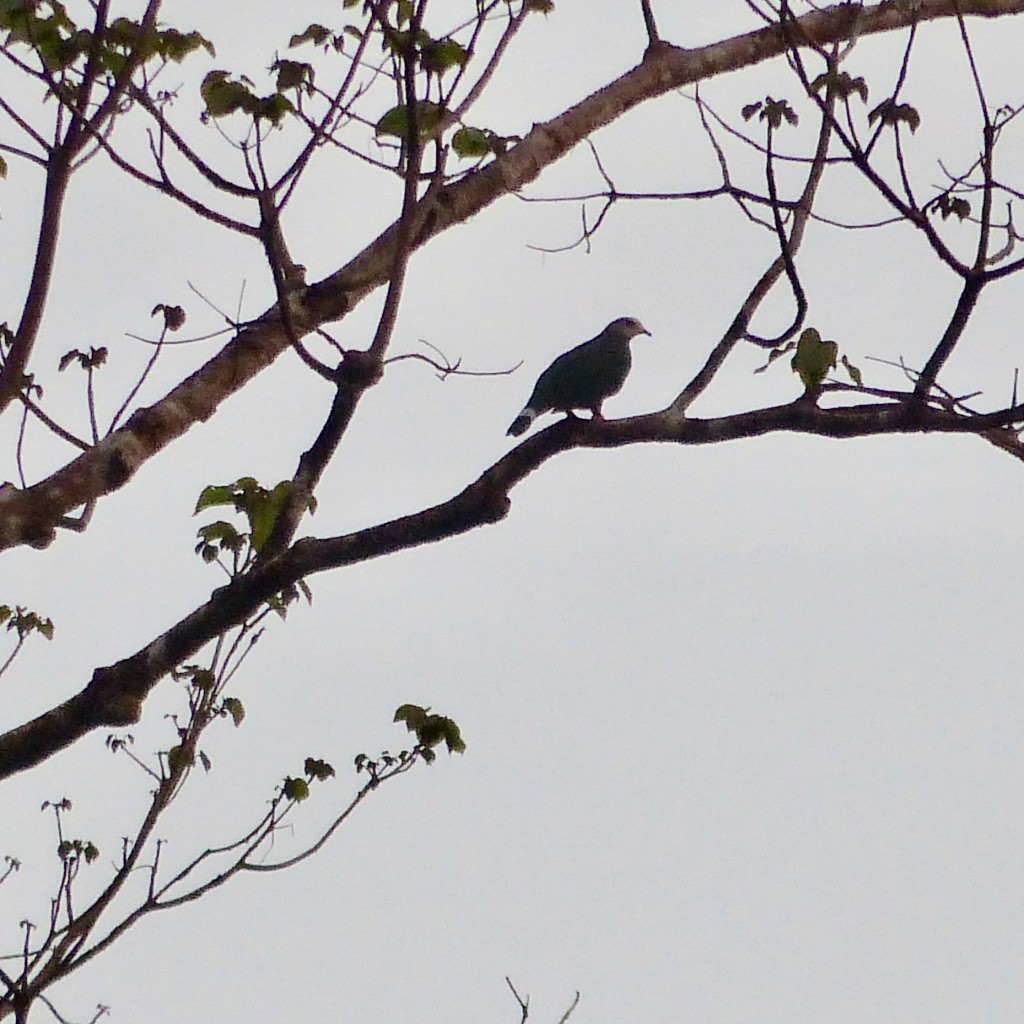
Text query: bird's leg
589 402 605 421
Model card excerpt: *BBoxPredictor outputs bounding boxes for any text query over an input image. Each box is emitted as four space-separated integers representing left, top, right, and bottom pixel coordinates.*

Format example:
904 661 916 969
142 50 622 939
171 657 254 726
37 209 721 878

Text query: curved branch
912 273 986 398
3 390 1024 781
671 69 834 413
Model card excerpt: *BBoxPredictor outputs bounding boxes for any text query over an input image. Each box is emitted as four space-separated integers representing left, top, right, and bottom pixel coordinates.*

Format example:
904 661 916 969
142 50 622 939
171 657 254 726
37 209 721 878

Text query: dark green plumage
507 317 650 437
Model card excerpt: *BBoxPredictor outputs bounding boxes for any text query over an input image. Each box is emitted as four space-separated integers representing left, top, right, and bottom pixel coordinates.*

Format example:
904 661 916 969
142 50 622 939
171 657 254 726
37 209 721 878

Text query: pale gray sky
3 3 1024 1022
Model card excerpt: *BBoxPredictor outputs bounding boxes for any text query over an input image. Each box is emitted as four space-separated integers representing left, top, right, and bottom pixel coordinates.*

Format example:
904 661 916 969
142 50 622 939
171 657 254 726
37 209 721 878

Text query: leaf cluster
283 757 336 802
394 703 466 760
195 477 308 564
201 70 295 125
755 328 861 393
0 604 54 640
0 2 212 76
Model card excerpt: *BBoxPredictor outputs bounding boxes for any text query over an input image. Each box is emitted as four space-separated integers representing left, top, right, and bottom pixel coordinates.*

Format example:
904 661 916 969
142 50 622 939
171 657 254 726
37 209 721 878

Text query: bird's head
608 316 651 340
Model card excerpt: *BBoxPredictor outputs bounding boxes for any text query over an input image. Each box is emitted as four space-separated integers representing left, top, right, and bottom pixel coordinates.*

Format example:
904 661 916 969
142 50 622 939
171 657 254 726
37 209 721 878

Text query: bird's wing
531 337 631 411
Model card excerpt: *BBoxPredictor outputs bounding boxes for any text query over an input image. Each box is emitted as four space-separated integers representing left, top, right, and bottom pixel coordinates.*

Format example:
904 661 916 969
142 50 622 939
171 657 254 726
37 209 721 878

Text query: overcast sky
3 2 1024 1022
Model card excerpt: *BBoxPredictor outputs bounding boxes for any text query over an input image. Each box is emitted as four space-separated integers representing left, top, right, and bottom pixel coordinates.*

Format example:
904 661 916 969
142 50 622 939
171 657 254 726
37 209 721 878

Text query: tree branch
3 391 1024 780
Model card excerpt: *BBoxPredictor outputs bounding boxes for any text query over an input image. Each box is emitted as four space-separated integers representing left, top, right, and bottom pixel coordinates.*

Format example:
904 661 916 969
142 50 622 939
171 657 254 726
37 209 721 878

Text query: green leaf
222 696 245 727
375 101 444 140
195 520 242 547
104 17 148 53
0 0 30 28
283 776 310 802
180 666 216 691
246 480 289 552
810 69 868 103
58 346 107 372
841 354 863 387
151 303 186 330
760 96 798 129
290 23 331 48
1 605 55 640
394 703 428 731
741 97 797 127
394 704 466 755
252 92 294 125
421 37 468 74
416 717 446 747
155 27 215 61
194 483 240 513
452 126 493 159
868 99 920 133
384 26 430 56
200 70 257 118
395 0 414 27
274 59 314 93
304 757 336 781
441 718 466 754
927 193 971 222
167 745 194 773
790 328 838 390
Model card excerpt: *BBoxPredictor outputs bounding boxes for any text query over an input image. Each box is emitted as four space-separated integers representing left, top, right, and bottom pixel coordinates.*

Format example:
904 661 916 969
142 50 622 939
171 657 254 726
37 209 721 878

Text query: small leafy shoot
868 99 921 133
841 354 863 387
375 101 444 141
742 96 798 129
283 776 310 802
304 757 335 781
811 69 869 103
151 303 186 331
926 193 971 221
58 347 107 372
221 697 246 727
0 605 54 640
394 703 466 756
452 127 519 160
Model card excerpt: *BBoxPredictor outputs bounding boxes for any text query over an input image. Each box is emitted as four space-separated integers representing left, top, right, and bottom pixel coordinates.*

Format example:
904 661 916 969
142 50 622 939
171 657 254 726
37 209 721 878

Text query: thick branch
2 394 1023 780
913 274 985 398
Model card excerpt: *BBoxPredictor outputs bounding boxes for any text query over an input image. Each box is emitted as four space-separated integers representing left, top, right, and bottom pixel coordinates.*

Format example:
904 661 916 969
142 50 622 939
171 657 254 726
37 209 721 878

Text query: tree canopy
3 2 1024 1020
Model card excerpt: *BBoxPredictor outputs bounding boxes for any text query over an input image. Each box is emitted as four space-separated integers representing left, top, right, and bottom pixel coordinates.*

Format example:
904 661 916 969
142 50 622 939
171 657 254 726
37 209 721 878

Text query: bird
506 317 650 437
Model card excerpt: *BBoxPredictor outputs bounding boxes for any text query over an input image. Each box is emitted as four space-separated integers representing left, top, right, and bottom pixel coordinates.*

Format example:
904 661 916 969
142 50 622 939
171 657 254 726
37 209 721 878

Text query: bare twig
385 339 522 380
506 977 529 1024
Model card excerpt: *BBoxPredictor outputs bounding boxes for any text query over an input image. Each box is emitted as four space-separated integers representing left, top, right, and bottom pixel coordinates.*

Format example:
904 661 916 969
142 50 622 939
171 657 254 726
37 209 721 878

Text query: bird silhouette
507 317 650 437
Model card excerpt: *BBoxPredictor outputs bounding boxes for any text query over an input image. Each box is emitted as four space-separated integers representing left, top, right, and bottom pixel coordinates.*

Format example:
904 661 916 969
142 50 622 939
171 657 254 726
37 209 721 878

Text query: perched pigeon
506 317 651 437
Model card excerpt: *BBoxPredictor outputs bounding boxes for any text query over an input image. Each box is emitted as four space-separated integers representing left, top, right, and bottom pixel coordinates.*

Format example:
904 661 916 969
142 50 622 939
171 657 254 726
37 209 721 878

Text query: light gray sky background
3 2 1024 1022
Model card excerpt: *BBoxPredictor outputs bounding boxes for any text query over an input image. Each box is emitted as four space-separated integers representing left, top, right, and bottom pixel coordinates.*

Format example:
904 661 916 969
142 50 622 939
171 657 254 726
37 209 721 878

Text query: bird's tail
506 407 536 437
